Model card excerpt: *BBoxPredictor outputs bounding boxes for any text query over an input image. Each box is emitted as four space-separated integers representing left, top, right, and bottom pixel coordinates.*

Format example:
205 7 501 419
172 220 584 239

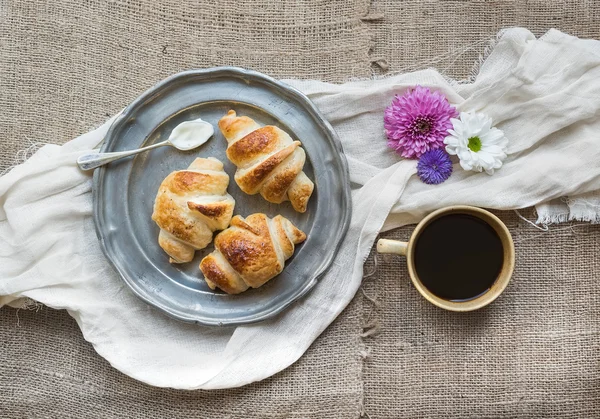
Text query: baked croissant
199 213 306 294
152 157 235 264
218 110 315 213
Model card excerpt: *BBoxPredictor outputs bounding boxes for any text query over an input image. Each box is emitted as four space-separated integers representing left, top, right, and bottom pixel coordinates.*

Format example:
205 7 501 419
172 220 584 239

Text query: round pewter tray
93 67 351 326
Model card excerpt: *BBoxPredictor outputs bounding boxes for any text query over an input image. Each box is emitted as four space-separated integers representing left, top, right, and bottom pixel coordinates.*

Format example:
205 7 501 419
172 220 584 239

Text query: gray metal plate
92 67 351 326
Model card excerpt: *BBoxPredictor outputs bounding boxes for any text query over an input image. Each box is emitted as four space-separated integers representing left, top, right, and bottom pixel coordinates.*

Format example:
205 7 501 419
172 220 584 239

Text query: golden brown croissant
218 110 315 213
152 157 235 264
199 213 306 294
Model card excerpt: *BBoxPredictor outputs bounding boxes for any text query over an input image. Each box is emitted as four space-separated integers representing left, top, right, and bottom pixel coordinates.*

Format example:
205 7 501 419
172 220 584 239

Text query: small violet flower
384 86 458 159
417 149 453 185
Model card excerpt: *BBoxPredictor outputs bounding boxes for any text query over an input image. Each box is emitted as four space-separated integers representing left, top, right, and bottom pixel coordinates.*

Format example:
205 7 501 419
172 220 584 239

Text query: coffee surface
414 214 504 301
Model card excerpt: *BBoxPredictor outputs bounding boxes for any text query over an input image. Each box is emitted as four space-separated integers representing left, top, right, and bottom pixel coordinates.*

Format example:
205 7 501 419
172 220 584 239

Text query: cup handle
376 239 408 256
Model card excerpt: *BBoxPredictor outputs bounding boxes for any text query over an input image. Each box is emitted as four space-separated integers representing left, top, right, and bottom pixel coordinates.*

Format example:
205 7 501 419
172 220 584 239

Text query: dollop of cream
168 118 214 150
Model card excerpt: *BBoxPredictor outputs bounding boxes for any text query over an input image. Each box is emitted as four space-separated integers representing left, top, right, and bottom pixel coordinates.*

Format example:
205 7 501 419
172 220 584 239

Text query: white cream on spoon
167 118 214 150
77 117 215 171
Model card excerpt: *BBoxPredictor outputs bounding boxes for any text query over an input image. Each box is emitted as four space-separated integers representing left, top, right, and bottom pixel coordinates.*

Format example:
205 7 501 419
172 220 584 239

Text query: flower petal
447 111 507 175
384 86 458 159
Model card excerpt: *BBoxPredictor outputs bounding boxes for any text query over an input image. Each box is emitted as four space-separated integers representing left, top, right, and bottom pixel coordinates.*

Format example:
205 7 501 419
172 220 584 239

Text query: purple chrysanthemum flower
417 149 453 185
384 86 458 159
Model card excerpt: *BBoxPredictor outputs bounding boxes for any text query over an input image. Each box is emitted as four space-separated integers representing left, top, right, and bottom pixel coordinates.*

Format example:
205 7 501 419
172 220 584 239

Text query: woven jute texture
0 0 373 175
1 299 363 418
363 210 600 418
369 0 600 80
2 0 600 418
0 1 371 417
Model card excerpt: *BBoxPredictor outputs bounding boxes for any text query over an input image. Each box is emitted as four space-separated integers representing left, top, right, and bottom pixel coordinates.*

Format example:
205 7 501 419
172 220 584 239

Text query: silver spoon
77 118 214 171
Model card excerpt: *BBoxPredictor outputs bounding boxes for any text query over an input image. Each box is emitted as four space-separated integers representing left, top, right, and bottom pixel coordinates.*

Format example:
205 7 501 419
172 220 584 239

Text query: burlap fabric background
1 1 599 417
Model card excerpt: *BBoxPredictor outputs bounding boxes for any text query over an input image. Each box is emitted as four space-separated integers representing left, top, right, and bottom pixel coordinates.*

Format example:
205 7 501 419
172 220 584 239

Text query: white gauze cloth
2 28 600 389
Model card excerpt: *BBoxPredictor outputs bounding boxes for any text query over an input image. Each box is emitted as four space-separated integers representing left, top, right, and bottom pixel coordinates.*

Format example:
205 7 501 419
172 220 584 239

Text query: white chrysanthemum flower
444 112 508 175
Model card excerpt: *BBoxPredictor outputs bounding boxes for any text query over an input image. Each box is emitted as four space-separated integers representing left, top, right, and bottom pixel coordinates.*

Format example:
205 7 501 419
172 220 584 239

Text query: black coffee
413 214 504 301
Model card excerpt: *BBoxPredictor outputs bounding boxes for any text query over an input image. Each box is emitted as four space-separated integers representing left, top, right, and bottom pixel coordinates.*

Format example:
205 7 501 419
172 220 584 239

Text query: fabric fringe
536 196 600 226
18 298 44 311
535 212 571 226
537 211 600 225
514 210 549 232
463 28 508 84
0 142 46 176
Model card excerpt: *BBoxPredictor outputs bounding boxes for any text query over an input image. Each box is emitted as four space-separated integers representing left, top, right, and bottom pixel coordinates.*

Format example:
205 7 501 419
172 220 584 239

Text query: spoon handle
77 141 169 171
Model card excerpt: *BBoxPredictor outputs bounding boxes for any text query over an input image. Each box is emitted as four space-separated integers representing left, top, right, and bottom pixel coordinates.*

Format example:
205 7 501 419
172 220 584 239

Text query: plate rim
92 66 352 326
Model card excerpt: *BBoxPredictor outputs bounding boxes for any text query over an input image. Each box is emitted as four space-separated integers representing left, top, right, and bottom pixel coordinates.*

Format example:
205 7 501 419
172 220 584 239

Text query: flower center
412 117 432 135
467 136 482 152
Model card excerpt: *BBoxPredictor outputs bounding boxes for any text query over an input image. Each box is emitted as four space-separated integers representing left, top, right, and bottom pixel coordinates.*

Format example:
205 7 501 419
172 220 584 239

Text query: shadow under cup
377 206 515 312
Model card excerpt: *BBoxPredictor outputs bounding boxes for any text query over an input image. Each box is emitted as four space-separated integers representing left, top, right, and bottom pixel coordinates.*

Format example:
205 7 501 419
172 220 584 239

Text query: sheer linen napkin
2 28 600 389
